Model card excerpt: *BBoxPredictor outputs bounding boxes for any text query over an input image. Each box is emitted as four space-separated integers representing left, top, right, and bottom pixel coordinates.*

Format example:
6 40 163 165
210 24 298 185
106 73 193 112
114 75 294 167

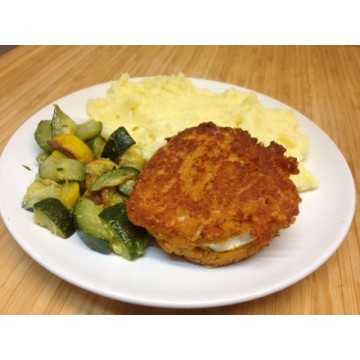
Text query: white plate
0 79 356 308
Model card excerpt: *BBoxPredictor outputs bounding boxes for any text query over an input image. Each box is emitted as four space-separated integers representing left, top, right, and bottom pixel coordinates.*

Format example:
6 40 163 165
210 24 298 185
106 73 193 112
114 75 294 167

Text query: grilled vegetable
118 146 146 171
48 134 94 163
84 158 117 189
59 182 80 210
33 198 75 239
23 177 80 211
102 126 136 163
39 150 85 182
86 136 106 159
85 159 117 176
90 166 139 192
73 198 113 254
51 104 77 136
23 178 62 210
34 120 53 152
24 105 149 259
99 203 148 260
118 179 136 196
76 119 102 141
36 152 50 163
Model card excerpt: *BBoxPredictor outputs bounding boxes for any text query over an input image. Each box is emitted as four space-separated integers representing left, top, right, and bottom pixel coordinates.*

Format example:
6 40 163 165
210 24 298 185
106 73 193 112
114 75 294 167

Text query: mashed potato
86 73 318 192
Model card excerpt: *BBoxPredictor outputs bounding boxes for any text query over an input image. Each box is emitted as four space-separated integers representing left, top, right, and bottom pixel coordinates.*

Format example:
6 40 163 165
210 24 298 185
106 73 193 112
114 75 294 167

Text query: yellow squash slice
60 182 81 210
48 134 94 163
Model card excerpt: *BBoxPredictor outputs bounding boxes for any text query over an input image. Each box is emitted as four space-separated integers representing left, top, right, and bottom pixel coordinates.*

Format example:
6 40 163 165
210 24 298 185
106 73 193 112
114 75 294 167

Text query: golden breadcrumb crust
126 122 301 267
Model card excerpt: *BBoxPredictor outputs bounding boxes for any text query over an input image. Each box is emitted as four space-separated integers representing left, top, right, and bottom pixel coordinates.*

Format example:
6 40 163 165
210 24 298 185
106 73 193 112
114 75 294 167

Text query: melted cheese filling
206 233 255 252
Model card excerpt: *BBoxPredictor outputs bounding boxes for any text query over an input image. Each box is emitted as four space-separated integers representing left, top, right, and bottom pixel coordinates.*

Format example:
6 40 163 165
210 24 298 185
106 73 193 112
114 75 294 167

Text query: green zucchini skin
102 126 136 163
99 203 148 260
73 198 113 254
34 120 53 153
77 229 112 254
33 198 75 239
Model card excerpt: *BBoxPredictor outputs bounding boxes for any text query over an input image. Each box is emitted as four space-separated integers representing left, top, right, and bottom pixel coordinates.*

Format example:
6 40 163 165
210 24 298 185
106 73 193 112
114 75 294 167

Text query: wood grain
0 45 359 314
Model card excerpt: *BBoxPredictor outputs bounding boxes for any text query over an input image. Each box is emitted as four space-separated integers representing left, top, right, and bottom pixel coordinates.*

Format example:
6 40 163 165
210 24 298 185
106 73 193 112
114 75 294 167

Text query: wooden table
0 45 359 314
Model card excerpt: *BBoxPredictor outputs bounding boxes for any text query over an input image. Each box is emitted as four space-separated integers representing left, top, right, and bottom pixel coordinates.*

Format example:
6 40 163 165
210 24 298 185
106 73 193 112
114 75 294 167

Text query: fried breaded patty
126 122 301 267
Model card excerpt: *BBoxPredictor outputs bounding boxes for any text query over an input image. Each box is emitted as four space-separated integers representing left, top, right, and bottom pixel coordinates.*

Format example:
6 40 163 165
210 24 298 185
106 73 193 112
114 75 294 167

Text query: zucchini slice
85 159 117 176
73 198 114 254
51 104 77 136
118 146 146 171
34 120 53 153
86 136 106 159
39 151 85 182
90 166 139 192
23 178 62 211
102 126 136 163
36 152 50 164
84 159 117 189
99 203 148 260
118 179 136 196
33 198 75 239
76 119 102 141
23 178 79 211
